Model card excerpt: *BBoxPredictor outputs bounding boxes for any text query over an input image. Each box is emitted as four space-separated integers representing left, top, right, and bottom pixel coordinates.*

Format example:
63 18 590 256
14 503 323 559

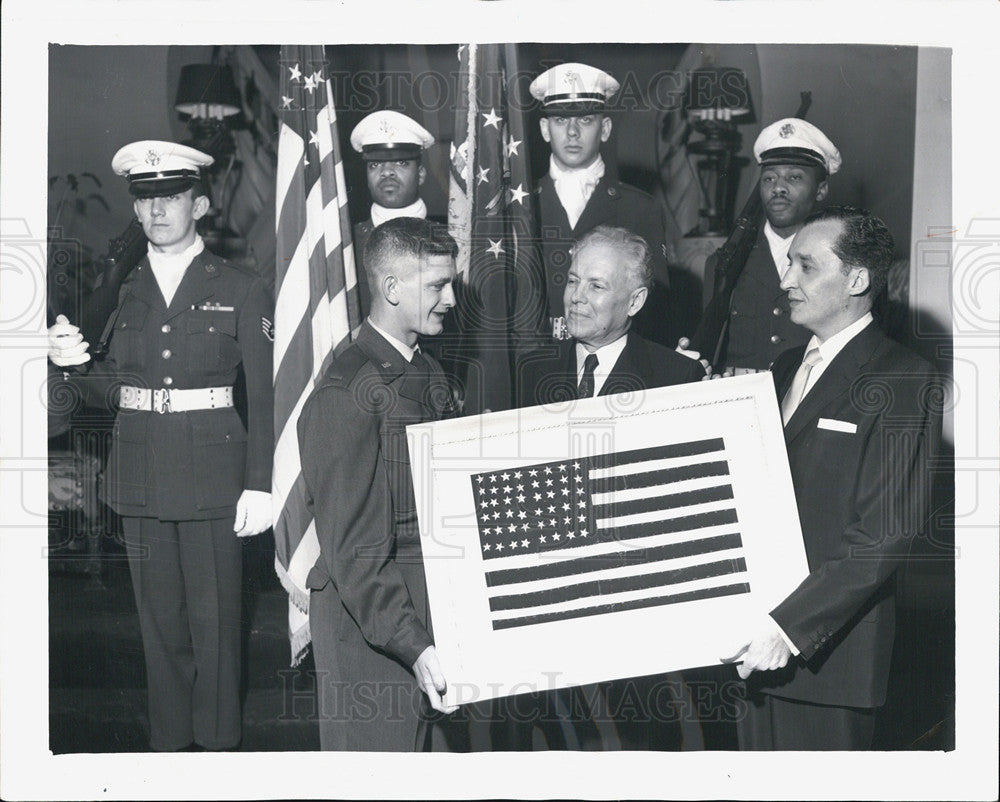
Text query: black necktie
578 353 599 399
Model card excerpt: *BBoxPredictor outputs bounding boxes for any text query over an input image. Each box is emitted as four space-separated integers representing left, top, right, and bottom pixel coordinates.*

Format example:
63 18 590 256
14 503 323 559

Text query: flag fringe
274 553 311 614
290 621 312 668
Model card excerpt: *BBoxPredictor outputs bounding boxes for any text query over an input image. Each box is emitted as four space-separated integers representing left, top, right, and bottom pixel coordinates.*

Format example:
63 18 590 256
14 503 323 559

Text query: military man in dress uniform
298 217 464 751
530 63 672 345
681 118 841 374
48 141 274 751
349 110 436 317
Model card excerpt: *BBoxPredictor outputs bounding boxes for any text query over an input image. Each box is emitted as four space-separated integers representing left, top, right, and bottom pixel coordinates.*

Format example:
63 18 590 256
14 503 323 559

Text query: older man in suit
519 224 701 408
511 225 701 750
724 206 941 750
298 217 466 751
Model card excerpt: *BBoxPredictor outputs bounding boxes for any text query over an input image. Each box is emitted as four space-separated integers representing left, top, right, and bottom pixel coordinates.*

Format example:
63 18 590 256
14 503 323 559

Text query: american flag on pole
273 45 362 664
470 438 750 631
448 43 546 415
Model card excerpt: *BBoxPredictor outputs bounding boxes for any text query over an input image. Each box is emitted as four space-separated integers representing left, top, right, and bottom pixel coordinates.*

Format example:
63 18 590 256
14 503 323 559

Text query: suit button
731 309 739 317
772 307 783 316
163 376 173 386
161 324 171 333
161 349 171 359
770 335 782 344
209 325 216 333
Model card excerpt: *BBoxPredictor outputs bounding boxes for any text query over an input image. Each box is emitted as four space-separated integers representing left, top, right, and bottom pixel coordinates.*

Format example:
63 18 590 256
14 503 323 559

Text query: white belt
118 386 234 414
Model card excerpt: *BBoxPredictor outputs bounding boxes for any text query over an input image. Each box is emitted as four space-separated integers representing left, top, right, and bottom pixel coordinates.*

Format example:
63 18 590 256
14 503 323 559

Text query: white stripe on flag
275 125 305 212
595 498 736 531
490 575 750 625
588 451 726 481
591 474 733 505
286 518 321 594
486 547 747 598
272 386 313 511
273 235 310 373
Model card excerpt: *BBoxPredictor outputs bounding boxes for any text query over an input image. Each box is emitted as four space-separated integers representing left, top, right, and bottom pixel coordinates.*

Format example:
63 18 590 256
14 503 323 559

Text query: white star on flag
477 166 490 185
288 63 302 81
482 107 502 129
309 130 320 147
486 239 505 258
281 95 294 109
505 136 521 158
304 74 318 93
509 183 528 206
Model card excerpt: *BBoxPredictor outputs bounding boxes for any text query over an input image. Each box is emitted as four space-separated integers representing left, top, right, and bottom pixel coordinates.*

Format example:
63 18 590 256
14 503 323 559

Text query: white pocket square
817 417 857 434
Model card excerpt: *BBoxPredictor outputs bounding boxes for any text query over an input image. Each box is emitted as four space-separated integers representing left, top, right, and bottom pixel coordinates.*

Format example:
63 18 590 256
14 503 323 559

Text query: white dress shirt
550 154 605 230
796 312 875 401
575 332 629 396
147 235 205 307
762 220 796 279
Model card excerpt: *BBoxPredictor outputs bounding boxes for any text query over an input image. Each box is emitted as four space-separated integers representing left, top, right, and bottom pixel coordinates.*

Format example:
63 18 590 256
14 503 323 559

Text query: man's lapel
573 173 616 236
783 322 882 443
357 322 436 417
600 331 643 395
125 259 166 312
163 250 218 322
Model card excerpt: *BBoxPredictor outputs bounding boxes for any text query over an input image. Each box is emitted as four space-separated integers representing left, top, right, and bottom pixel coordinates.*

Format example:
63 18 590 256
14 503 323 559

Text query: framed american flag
408 373 809 706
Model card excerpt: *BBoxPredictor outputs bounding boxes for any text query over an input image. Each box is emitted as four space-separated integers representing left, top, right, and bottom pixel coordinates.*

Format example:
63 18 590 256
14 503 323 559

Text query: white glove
48 314 91 367
234 489 273 537
676 337 711 379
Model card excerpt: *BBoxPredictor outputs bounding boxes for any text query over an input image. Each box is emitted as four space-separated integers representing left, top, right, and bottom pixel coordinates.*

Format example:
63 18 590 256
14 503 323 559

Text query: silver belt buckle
152 388 172 414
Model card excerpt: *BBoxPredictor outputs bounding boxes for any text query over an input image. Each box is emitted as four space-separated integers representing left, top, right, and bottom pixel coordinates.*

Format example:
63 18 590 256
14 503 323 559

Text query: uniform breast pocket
185 310 237 372
111 304 149 372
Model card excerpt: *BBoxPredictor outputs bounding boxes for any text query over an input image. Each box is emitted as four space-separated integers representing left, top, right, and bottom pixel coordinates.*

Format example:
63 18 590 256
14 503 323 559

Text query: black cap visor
361 143 423 162
127 169 202 198
759 147 827 175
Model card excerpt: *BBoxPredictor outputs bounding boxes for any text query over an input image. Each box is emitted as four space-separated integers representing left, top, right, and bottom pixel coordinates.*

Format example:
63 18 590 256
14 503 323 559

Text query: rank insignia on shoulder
262 316 275 342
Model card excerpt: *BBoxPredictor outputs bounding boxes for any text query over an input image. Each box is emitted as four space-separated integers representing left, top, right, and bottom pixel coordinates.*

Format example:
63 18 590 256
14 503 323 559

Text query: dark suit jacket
298 321 455 750
754 321 941 708
516 329 704 408
693 228 811 370
68 250 274 520
536 172 671 344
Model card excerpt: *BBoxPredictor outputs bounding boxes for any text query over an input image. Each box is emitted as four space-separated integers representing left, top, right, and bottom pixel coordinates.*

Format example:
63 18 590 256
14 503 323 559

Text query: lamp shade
686 68 753 121
175 64 241 119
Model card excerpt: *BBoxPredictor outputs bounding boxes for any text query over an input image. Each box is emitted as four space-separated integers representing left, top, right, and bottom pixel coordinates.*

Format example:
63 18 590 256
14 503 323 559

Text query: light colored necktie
781 348 822 424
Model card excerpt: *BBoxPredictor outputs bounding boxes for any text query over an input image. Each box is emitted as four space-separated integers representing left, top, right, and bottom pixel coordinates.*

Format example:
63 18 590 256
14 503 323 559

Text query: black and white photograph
1 1 997 800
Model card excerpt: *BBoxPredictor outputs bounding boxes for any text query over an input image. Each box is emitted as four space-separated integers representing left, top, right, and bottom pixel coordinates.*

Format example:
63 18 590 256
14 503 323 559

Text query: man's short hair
571 225 653 291
363 217 458 289
804 206 895 297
